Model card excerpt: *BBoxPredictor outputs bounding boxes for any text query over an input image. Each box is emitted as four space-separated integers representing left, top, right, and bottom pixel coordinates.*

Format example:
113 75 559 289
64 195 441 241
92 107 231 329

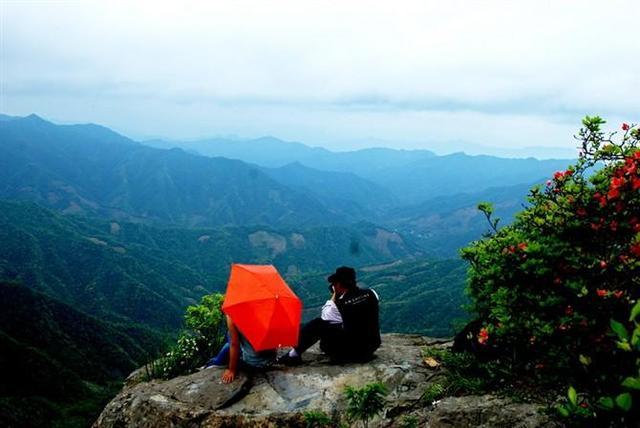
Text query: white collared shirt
321 299 343 324
321 289 379 324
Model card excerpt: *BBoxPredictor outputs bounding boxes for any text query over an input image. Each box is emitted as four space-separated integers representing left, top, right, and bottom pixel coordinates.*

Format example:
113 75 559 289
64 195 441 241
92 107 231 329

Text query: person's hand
330 285 337 302
221 369 236 383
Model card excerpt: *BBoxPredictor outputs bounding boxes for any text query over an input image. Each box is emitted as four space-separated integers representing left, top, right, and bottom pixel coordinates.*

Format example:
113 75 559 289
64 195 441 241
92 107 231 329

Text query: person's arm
221 315 240 383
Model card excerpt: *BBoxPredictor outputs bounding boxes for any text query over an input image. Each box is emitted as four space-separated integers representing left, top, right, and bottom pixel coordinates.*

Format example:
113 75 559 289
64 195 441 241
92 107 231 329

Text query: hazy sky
2 0 639 154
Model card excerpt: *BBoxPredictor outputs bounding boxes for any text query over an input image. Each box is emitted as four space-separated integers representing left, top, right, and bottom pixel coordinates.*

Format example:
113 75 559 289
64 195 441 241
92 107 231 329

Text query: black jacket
335 287 381 356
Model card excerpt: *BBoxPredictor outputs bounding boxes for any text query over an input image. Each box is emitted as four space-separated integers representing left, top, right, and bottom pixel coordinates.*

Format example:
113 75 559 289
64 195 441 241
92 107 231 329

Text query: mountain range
0 113 578 427
144 134 571 204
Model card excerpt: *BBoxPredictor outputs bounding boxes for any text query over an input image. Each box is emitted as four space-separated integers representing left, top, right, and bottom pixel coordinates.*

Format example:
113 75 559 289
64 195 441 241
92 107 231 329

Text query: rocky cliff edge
94 334 558 427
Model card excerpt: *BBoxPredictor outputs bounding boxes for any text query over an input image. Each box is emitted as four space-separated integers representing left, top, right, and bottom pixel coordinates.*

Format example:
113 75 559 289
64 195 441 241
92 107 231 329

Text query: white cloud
2 0 639 152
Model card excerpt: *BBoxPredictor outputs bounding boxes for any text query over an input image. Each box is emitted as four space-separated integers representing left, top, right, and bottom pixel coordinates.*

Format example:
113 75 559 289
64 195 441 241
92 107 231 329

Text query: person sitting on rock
221 314 277 383
278 266 381 365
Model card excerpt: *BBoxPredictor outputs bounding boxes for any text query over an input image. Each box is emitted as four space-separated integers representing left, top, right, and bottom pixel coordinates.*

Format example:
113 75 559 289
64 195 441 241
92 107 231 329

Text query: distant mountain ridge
144 133 572 205
0 115 349 228
260 162 397 218
143 136 437 175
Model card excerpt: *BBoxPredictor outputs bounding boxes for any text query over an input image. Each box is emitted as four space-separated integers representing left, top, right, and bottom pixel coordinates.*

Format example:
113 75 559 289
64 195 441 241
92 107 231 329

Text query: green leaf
630 301 640 322
615 393 632 412
477 202 494 215
579 354 591 366
556 405 570 417
568 386 578 406
622 377 640 390
631 327 640 347
610 319 629 341
617 340 632 352
597 397 615 410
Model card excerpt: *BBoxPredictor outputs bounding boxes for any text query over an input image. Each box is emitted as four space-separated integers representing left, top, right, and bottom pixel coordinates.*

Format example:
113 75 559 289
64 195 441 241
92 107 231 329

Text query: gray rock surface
428 395 560 428
94 334 558 427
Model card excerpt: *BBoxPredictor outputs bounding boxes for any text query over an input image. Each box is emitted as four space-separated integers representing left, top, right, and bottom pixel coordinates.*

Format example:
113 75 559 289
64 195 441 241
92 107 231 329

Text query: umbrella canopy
221 264 302 351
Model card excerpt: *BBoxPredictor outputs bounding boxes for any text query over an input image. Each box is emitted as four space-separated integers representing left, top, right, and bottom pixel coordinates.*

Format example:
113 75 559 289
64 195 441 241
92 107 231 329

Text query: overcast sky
2 0 639 155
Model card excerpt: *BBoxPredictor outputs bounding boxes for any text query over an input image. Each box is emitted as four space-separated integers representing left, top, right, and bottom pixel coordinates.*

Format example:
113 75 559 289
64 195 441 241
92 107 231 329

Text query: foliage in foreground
302 410 334 428
343 382 388 428
461 117 640 426
145 293 226 379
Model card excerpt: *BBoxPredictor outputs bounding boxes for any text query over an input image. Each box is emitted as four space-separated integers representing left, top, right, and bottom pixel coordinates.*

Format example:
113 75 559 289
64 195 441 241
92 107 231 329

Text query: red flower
613 290 624 299
632 177 640 191
580 402 589 409
622 123 630 131
599 260 607 269
607 188 620 200
553 277 562 285
596 289 608 297
477 328 489 345
554 171 565 180
610 220 618 231
535 363 545 369
630 243 640 257
518 242 528 251
624 159 637 175
611 177 626 189
576 207 587 217
619 254 630 264
565 305 574 316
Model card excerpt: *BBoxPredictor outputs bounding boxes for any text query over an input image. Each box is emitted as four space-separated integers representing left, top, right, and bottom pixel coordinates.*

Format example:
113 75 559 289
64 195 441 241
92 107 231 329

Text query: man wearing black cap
278 266 381 365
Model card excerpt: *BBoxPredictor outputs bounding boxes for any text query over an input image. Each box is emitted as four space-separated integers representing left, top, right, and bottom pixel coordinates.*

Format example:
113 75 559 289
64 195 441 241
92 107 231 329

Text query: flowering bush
461 117 640 425
148 293 226 379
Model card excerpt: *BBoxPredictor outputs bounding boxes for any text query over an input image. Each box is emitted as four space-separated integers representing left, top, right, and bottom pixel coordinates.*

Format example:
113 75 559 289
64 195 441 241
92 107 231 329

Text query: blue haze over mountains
1 113 573 255
0 112 577 426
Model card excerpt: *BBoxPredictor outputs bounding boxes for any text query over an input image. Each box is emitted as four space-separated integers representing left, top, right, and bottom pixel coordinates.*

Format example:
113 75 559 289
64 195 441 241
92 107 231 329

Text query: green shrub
422 383 446 403
344 381 388 428
146 293 226 379
461 117 640 425
302 410 333 428
399 415 419 428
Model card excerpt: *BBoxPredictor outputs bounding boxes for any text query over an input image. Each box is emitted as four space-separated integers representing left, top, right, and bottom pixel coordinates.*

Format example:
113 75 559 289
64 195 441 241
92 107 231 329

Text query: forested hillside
0 114 560 427
0 282 163 428
0 200 419 330
0 115 346 228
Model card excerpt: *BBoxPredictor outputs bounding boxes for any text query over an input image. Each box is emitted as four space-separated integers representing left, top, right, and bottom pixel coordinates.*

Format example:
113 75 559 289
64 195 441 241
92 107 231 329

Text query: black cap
327 266 356 286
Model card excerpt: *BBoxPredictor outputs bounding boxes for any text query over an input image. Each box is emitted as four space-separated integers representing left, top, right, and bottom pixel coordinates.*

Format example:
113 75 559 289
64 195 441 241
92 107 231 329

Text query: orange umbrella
221 264 302 351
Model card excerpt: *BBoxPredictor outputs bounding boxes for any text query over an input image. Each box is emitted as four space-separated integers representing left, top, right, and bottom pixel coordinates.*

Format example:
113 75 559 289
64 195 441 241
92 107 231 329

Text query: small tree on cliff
461 117 640 425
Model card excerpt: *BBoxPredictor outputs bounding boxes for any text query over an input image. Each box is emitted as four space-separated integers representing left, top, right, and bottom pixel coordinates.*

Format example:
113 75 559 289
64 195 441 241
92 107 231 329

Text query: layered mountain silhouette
1 114 571 230
145 134 572 204
0 115 348 228
0 113 576 427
